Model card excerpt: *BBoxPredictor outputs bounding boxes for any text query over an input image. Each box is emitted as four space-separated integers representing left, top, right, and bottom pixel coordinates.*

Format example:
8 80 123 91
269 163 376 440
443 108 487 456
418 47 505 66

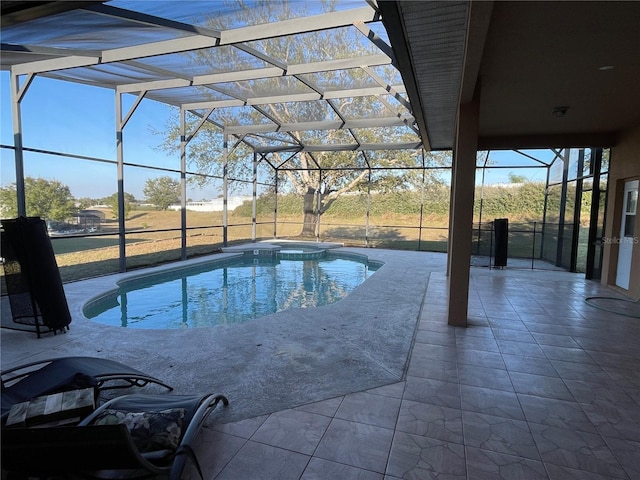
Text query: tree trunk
301 188 317 236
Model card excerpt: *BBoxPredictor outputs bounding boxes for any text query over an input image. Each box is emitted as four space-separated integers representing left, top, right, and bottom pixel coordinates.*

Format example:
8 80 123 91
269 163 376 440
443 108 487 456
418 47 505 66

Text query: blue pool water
84 252 380 329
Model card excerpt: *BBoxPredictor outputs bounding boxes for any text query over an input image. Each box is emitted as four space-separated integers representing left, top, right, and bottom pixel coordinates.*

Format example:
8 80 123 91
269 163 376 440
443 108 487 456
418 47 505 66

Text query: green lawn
3 209 577 284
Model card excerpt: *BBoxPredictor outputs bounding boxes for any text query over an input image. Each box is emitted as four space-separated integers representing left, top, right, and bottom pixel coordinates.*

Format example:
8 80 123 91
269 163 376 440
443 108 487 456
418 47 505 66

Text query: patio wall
604 121 640 300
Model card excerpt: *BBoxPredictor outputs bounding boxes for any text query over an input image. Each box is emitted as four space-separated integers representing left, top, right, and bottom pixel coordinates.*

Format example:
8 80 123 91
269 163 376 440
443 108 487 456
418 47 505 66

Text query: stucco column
447 98 479 326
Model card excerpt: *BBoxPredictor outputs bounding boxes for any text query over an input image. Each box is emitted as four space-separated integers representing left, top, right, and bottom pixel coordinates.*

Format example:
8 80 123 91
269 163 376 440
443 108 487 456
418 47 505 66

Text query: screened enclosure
0 1 610 282
472 148 609 276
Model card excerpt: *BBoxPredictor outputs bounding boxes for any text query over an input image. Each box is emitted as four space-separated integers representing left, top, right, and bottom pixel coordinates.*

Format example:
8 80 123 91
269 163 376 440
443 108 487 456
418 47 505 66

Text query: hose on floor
584 296 640 319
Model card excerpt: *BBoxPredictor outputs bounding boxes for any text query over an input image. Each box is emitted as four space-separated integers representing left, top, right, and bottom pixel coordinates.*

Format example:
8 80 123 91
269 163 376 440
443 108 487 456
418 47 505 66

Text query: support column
366 170 372 248
585 148 603 279
115 93 126 272
570 149 585 272
115 90 145 272
316 170 323 242
274 170 279 239
222 132 228 246
178 107 212 257
556 150 569 267
447 98 479 327
10 72 34 217
180 109 187 260
252 151 258 241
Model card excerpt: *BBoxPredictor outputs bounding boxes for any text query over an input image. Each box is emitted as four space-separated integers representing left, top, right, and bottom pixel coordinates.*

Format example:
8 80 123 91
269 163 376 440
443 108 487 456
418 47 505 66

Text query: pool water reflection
84 253 380 329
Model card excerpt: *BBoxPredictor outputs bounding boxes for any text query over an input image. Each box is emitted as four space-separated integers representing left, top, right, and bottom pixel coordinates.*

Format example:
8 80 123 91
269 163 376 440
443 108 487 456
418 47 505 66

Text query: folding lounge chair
1 356 173 421
2 392 229 480
1 217 72 337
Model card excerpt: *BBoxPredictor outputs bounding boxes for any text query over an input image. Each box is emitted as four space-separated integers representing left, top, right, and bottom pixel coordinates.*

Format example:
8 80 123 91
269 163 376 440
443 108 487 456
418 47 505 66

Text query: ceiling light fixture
552 106 569 118
598 65 615 71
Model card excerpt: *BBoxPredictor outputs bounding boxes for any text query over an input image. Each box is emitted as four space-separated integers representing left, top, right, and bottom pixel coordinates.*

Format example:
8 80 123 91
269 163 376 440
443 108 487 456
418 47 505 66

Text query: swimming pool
84 251 381 329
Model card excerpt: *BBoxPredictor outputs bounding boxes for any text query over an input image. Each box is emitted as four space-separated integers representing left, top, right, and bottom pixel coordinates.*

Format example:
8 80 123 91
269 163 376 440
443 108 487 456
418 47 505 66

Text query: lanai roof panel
52 62 172 88
133 46 271 79
2 0 424 155
351 126 422 144
245 24 382 65
108 0 360 30
245 131 304 149
212 76 317 102
207 106 278 128
337 95 406 120
146 85 236 106
296 128 358 146
1 8 190 49
261 100 340 124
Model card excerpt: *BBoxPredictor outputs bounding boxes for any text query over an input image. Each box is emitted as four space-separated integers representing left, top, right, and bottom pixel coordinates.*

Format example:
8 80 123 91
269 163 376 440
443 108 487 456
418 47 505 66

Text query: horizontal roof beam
180 85 408 110
223 116 416 134
254 141 422 154
246 92 321 105
102 36 218 64
12 55 100 76
1 43 102 58
116 55 392 94
286 54 391 75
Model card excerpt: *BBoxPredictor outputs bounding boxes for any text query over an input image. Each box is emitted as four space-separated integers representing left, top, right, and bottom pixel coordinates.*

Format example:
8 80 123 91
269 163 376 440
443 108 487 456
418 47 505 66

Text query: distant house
73 209 105 230
168 196 252 212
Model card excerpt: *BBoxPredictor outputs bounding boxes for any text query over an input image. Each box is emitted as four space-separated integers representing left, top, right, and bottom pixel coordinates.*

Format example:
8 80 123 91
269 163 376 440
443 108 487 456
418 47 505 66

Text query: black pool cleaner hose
584 296 640 319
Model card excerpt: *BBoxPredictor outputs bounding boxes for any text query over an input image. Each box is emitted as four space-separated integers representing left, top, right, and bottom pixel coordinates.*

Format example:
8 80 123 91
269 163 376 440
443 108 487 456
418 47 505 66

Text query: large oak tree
157 0 447 235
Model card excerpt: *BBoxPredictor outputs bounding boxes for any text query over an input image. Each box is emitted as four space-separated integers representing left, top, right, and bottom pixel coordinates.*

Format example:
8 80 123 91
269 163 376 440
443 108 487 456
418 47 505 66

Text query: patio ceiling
379 0 640 150
0 0 422 159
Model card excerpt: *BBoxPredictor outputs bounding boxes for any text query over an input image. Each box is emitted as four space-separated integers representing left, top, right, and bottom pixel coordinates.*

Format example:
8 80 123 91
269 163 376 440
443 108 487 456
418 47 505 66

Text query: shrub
232 181 571 224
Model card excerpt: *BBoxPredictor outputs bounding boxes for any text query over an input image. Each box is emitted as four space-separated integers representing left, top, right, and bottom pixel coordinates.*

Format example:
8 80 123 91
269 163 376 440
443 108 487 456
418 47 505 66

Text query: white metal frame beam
115 55 393 94
8 6 379 74
4 2 422 170
254 141 422 154
223 116 416 135
180 84 407 110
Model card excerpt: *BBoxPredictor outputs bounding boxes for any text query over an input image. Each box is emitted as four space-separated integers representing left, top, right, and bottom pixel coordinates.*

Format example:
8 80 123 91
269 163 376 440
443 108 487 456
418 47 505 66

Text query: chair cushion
90 408 186 453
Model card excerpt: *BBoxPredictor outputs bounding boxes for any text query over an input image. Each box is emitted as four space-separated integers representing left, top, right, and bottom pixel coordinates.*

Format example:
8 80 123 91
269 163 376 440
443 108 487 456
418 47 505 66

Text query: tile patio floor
194 267 640 480
2 251 640 479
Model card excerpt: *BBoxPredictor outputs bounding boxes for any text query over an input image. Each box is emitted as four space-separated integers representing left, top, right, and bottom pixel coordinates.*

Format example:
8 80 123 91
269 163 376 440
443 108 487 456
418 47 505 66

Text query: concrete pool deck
1 247 447 423
2 248 640 478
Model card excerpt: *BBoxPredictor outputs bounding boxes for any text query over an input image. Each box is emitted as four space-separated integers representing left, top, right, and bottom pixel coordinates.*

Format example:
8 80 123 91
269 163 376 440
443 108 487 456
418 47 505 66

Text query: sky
1 71 204 200
1 70 554 202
